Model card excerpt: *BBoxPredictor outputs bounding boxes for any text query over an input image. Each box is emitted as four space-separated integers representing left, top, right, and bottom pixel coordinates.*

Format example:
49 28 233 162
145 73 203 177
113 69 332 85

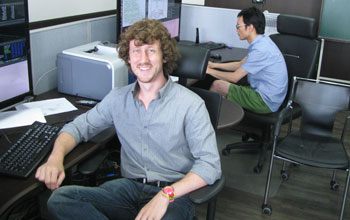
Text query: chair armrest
341 115 350 142
274 101 293 137
77 149 109 175
189 175 226 204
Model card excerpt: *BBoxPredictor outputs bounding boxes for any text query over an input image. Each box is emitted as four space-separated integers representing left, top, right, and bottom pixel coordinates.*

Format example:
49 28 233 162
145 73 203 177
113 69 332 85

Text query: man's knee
47 186 77 212
210 80 228 97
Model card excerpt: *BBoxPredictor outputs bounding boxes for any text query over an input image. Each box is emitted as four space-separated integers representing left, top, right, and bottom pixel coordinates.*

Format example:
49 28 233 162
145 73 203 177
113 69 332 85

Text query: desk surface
218 98 244 130
0 91 116 216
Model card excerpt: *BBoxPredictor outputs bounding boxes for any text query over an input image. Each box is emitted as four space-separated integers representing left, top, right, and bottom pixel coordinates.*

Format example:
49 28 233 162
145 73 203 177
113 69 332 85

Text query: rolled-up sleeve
185 99 222 185
60 91 115 145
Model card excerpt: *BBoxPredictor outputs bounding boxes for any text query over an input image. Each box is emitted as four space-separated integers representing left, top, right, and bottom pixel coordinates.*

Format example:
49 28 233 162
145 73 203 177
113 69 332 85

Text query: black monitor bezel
0 0 33 111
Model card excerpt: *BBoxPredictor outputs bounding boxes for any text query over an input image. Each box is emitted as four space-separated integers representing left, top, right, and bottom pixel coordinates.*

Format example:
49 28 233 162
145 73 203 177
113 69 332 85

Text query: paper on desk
16 97 77 116
0 108 46 129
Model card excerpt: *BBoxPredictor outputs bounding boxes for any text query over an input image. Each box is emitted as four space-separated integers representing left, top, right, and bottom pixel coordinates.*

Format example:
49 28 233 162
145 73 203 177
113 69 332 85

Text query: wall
205 0 321 23
28 1 117 95
182 0 204 5
28 0 116 22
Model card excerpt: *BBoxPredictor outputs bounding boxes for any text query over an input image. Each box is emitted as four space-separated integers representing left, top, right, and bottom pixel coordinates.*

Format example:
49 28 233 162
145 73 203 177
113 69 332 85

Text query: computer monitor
0 58 32 111
116 0 182 42
0 0 33 112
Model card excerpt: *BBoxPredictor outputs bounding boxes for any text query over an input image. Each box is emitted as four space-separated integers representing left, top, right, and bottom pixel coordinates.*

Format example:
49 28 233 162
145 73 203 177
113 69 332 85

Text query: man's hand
35 158 65 191
135 191 170 220
207 61 217 76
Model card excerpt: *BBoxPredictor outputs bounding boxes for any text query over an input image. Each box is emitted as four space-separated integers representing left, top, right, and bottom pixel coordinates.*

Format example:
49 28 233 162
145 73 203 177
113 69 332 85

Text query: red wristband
161 186 175 203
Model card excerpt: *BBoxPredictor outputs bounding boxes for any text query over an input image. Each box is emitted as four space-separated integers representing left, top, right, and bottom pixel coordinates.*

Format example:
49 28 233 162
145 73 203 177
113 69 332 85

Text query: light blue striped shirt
61 78 222 184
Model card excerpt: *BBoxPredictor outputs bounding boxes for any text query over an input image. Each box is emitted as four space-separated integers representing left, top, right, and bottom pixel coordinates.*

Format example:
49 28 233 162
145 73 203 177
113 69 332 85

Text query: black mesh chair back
262 77 350 220
269 14 320 111
172 43 210 86
189 87 222 129
271 15 320 81
294 79 350 137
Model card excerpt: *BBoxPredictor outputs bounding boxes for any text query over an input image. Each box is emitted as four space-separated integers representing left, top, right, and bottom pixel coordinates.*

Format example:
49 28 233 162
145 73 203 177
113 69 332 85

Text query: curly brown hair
117 19 180 75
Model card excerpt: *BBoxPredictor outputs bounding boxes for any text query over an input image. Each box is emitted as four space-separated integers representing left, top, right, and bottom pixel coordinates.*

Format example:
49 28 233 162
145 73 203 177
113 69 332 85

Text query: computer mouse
210 53 222 60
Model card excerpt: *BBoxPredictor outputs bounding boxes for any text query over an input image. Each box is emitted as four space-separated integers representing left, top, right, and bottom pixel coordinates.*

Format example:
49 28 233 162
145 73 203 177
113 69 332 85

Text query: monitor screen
117 0 182 42
0 59 32 111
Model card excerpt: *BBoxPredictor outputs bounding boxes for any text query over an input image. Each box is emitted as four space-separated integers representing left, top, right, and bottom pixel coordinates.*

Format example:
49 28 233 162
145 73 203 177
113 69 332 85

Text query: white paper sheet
148 0 168 20
16 97 77 116
0 108 46 129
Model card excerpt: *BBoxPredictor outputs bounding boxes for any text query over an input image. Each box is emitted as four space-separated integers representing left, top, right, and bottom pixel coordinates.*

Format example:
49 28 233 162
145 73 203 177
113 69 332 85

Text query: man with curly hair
35 19 221 220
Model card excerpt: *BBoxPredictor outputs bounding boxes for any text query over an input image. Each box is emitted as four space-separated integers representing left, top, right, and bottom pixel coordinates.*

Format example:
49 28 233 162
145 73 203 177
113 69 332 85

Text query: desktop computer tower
57 41 128 100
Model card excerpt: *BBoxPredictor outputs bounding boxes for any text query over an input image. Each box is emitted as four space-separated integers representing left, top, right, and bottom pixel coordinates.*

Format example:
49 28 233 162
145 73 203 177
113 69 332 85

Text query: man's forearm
47 132 76 163
171 172 208 199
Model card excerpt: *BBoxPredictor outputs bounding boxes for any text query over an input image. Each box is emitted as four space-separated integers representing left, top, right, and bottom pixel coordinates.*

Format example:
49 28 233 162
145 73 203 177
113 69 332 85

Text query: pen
76 100 98 107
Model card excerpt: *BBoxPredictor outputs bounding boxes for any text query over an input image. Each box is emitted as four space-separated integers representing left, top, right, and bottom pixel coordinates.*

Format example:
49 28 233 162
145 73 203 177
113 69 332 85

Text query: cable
0 129 12 144
33 67 56 93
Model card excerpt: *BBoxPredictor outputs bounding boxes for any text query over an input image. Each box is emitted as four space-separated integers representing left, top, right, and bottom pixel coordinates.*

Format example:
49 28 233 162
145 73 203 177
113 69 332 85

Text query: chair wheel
330 180 339 190
262 204 272 215
254 165 262 173
222 149 230 156
242 134 249 141
280 171 289 181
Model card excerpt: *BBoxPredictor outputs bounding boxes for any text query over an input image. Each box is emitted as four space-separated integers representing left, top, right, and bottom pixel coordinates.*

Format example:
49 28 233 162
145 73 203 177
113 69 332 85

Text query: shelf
0 18 25 27
0 1 25 26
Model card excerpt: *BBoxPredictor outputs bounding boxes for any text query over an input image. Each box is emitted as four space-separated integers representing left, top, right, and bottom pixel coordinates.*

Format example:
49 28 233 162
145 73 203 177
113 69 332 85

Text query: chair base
222 141 269 173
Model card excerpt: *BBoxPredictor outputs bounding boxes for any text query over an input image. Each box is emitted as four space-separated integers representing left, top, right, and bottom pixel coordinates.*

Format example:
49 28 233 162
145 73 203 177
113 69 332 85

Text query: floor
195 114 350 220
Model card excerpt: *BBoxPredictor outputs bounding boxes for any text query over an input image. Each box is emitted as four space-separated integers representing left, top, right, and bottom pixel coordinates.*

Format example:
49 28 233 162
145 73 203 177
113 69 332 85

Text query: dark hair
238 7 265 34
117 19 180 75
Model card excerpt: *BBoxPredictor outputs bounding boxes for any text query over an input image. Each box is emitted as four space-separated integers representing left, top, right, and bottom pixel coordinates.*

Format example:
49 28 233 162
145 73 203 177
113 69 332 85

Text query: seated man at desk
198 7 288 113
35 19 221 220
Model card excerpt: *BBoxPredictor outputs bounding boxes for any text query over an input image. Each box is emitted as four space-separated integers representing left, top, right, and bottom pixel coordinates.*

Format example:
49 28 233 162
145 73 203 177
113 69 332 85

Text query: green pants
227 84 272 114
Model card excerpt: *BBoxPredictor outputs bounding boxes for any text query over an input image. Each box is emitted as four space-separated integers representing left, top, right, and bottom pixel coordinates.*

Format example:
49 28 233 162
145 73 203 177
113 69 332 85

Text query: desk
211 47 248 63
214 46 247 129
0 90 116 217
218 98 244 130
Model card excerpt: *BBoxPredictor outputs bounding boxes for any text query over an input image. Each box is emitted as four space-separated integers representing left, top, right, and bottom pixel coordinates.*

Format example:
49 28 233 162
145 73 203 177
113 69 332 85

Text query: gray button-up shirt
61 78 221 184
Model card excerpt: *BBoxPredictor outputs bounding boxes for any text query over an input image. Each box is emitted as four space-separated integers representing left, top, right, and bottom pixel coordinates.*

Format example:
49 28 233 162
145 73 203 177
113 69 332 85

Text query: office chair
172 43 225 220
262 77 350 220
78 43 225 220
221 14 321 173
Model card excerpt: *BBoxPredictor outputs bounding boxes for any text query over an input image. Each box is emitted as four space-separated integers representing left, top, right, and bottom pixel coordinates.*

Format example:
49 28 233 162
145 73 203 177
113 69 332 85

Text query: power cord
0 129 12 144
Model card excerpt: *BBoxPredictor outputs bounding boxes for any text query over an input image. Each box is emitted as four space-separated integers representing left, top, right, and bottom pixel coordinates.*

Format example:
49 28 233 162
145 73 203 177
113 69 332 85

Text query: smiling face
128 39 166 84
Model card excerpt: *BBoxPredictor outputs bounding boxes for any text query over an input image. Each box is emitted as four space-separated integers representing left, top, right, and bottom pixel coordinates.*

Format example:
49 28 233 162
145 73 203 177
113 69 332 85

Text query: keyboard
196 42 226 50
0 121 60 178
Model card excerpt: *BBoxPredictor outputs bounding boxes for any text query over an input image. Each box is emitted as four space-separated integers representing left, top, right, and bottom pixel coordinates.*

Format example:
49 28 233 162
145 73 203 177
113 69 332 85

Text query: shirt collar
249 34 264 48
131 76 175 100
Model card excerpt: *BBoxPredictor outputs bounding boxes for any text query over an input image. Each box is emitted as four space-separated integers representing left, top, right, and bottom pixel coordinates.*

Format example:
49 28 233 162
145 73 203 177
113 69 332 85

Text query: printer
57 41 129 100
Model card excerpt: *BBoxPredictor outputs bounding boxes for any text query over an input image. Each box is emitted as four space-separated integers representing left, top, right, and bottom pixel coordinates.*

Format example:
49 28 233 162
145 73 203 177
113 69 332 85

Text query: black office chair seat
262 77 350 220
277 132 349 168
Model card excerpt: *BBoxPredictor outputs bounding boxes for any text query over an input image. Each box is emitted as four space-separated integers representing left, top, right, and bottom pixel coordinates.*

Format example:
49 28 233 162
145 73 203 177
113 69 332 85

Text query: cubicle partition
180 4 278 49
